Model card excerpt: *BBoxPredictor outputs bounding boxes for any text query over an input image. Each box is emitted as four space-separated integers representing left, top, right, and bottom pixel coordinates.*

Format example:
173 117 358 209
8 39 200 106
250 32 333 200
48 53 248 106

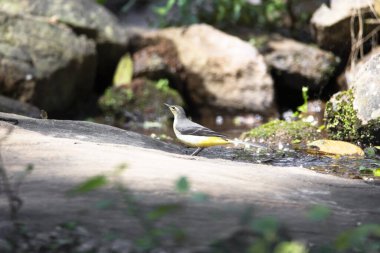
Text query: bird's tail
227 138 270 150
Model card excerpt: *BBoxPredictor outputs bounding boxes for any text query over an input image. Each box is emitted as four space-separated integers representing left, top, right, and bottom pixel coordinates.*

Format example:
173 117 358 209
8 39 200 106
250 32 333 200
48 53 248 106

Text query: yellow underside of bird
176 135 231 148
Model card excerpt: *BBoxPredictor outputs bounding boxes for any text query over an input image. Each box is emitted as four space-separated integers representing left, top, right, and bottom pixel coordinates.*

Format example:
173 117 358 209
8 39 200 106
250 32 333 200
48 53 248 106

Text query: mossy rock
325 90 380 145
98 78 183 126
241 119 321 148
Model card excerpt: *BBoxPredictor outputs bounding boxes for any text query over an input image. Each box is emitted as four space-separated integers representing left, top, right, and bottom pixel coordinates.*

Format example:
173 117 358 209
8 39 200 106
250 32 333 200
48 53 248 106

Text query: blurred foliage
153 0 288 28
307 205 331 222
296 86 309 115
334 224 380 253
2 166 380 252
96 0 107 5
96 0 290 28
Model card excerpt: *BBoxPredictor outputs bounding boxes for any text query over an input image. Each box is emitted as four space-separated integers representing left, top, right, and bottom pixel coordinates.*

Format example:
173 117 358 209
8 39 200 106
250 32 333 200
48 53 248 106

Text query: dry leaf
307 139 365 157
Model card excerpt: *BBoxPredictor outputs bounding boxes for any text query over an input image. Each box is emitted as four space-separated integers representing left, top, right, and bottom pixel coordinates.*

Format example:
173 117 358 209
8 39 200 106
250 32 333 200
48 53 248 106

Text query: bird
165 104 266 156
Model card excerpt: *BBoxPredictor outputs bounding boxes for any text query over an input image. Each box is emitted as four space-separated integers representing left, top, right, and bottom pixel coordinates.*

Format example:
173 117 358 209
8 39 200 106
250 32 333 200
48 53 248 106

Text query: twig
0 124 23 221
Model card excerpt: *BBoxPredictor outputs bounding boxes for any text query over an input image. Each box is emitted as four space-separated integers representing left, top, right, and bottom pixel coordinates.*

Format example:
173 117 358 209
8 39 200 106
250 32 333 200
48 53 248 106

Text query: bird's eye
171 107 175 110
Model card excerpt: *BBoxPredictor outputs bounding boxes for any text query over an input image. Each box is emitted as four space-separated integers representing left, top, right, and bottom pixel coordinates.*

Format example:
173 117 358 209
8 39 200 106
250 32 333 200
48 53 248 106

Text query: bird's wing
176 119 227 138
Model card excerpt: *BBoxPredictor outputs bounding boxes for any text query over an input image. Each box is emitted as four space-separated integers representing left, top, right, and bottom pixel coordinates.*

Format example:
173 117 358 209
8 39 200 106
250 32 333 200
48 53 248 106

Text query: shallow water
95 113 380 184
238 147 380 184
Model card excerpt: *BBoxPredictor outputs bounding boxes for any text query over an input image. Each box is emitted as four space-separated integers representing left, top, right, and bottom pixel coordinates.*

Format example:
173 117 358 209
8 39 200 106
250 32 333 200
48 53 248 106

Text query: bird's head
164 104 186 118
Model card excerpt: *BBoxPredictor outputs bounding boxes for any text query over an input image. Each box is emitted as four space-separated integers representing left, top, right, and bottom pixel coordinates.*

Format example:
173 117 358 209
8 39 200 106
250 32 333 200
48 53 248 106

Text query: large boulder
264 37 339 92
0 11 96 115
1 112 380 251
0 0 129 90
131 24 275 116
311 0 376 56
325 52 380 145
351 53 380 124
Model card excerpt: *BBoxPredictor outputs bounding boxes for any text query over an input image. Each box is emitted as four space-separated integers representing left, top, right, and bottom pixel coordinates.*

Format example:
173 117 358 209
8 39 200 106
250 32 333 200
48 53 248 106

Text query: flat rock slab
0 114 379 249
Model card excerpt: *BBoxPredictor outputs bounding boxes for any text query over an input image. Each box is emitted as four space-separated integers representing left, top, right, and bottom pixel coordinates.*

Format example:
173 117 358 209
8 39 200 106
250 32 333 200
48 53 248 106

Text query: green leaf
335 224 380 251
176 176 190 193
69 175 108 194
153 6 167 16
296 86 309 113
147 203 181 221
364 147 377 158
373 168 380 177
178 0 187 7
307 205 331 221
251 217 279 240
113 54 133 87
154 0 176 16
233 3 242 22
274 241 308 253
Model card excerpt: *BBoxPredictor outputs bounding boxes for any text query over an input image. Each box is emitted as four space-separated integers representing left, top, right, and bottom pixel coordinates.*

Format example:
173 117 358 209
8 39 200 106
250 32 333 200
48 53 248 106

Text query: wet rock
265 37 339 92
0 11 96 114
0 0 129 90
311 0 376 55
131 24 275 116
0 95 41 118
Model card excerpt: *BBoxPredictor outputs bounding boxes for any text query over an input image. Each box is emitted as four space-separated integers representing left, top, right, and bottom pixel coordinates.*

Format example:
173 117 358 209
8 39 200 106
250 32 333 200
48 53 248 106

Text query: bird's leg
191 147 204 156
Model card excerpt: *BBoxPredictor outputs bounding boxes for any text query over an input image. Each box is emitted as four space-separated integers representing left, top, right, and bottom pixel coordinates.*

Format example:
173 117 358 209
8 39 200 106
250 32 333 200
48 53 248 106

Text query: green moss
98 78 183 124
99 87 133 113
241 119 321 147
325 90 360 142
325 89 380 145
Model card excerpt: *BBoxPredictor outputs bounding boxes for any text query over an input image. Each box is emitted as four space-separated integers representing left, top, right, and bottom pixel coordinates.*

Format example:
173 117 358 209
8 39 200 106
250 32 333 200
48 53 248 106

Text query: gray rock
0 239 12 253
0 0 129 88
311 0 376 55
0 95 41 118
351 52 380 124
0 11 96 114
265 37 339 91
132 24 275 116
2 111 380 250
110 239 134 253
0 221 15 238
0 112 181 152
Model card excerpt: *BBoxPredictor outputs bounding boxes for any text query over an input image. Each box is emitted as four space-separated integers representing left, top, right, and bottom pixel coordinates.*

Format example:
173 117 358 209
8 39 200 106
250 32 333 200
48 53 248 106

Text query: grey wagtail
165 104 266 156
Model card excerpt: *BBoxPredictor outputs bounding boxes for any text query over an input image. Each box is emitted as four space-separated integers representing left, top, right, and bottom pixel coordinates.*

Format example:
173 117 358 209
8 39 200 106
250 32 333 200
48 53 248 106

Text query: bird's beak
164 103 171 108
